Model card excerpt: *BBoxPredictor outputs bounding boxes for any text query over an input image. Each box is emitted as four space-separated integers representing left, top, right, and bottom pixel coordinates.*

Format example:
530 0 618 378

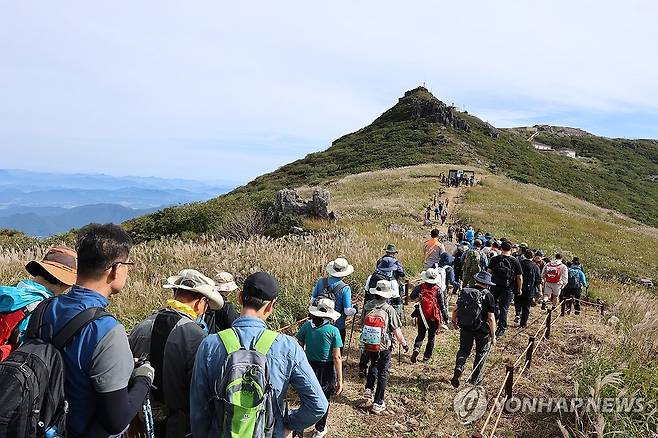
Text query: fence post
405 280 410 305
471 433 483 438
560 299 566 317
526 336 535 369
503 364 515 413
545 308 552 339
600 301 604 316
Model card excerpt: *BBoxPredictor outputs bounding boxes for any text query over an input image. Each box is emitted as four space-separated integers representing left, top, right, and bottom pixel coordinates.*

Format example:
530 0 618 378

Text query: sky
1 1 657 186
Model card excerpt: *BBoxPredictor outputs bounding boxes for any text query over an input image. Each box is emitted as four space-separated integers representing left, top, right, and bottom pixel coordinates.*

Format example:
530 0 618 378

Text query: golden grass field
1 164 656 436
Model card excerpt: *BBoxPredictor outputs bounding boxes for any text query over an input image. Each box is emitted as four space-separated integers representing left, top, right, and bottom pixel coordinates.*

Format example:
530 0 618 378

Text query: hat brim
26 260 76 286
308 306 341 321
326 262 354 278
164 278 224 310
473 275 496 287
369 287 396 299
382 248 398 253
215 281 238 292
420 272 443 285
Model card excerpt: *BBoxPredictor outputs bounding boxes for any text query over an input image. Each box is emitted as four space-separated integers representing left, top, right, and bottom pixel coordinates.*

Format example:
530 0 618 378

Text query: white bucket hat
215 271 238 293
369 279 396 299
163 269 224 310
308 297 341 322
326 257 354 278
421 268 443 285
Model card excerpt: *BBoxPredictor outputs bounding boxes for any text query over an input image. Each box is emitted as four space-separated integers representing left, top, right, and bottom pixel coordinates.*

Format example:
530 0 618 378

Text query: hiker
541 253 568 309
129 269 223 437
0 246 77 360
516 250 541 327
561 261 588 315
440 207 448 225
465 226 475 246
423 229 445 269
425 205 431 221
453 241 469 290
377 245 405 313
311 258 356 345
434 205 440 220
447 225 455 242
361 280 409 414
487 241 523 337
532 251 546 303
40 224 153 437
571 257 585 274
461 239 488 287
204 271 240 333
451 272 497 387
190 272 328 437
295 298 343 438
456 227 465 245
409 268 444 362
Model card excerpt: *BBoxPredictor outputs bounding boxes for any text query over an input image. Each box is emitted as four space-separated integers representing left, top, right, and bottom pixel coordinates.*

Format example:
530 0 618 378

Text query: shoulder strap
52 307 112 349
24 297 53 340
329 280 346 296
218 328 241 354
254 329 278 355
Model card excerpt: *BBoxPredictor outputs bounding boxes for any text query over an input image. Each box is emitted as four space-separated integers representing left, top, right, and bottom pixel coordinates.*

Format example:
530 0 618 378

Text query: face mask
196 315 209 334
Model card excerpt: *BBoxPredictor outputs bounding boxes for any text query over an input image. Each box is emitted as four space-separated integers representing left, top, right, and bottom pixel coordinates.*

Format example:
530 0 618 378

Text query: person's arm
96 379 151 434
285 343 329 432
332 336 343 395
580 271 588 288
487 312 497 346
410 284 421 300
451 307 459 328
295 323 307 349
342 286 356 316
190 338 216 438
515 275 523 294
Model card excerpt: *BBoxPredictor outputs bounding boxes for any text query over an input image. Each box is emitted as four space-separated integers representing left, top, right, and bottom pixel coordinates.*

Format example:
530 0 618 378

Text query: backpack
463 250 482 275
545 263 562 284
313 278 347 306
0 308 27 361
566 268 582 290
457 288 484 331
360 305 390 353
0 298 110 438
420 284 440 322
214 328 278 438
491 256 514 289
149 311 184 403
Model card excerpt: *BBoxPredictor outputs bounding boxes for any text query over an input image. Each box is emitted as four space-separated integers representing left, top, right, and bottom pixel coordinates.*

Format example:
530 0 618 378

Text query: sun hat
383 244 398 254
421 268 443 285
25 246 77 286
163 269 224 310
369 280 396 299
519 242 529 249
308 297 341 321
473 271 496 287
215 271 238 293
326 257 354 278
377 256 397 272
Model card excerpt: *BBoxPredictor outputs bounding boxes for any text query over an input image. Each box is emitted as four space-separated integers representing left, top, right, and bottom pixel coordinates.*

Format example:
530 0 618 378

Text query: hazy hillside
125 87 658 241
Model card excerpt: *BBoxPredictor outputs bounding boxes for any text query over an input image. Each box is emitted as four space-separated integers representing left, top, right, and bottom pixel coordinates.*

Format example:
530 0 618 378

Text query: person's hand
491 335 497 347
335 379 343 396
283 428 293 438
132 361 155 386
403 344 410 353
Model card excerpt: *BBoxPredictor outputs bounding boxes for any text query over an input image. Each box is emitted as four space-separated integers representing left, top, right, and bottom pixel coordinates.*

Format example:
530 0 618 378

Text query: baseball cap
501 241 513 251
243 272 280 301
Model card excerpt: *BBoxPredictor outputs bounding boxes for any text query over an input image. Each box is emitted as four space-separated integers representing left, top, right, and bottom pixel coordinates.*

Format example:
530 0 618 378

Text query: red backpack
0 309 27 361
545 263 562 284
420 283 441 323
360 305 390 353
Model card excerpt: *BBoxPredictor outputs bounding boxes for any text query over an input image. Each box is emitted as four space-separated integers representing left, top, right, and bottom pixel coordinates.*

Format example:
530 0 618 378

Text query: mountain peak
373 86 471 132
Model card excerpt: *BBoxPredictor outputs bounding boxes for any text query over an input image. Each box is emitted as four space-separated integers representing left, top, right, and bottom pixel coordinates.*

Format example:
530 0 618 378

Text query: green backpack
214 328 278 438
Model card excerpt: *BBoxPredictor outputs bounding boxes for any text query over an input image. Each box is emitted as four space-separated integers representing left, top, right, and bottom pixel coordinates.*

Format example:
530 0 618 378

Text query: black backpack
457 287 484 331
313 277 347 306
149 311 183 403
0 298 110 438
491 256 514 289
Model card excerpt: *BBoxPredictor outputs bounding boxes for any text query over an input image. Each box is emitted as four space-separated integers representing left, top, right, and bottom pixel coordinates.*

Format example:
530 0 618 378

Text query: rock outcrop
270 188 333 222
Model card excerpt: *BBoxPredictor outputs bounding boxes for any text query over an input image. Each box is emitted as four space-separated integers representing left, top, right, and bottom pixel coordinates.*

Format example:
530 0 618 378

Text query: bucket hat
215 271 238 292
473 271 496 287
308 297 341 321
326 257 354 278
383 244 398 254
369 279 396 299
421 268 443 285
377 256 397 272
25 246 77 286
164 269 224 310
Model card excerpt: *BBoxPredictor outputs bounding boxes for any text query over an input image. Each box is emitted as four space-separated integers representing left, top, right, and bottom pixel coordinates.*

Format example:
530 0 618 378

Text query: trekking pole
142 397 155 438
345 311 357 363
398 343 402 365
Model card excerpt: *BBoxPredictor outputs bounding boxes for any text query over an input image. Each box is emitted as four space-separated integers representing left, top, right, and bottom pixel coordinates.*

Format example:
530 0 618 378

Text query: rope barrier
479 370 511 434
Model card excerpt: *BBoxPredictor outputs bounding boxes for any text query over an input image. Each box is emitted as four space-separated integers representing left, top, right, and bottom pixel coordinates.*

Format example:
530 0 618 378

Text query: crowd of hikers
0 222 589 438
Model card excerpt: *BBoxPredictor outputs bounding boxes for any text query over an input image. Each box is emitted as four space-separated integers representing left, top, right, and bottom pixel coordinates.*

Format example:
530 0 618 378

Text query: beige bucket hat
420 268 443 285
308 297 341 321
163 269 224 310
325 257 354 278
369 279 396 299
215 271 238 293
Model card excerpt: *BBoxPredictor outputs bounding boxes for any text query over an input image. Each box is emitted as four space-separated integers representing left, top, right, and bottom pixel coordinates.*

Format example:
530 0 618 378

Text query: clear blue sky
1 1 656 185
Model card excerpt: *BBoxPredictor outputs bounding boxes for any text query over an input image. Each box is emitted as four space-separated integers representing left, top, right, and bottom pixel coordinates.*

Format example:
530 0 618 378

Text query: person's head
534 250 544 260
572 257 581 265
25 246 77 295
473 271 496 289
239 272 280 320
473 239 482 248
215 271 238 295
500 241 513 254
555 253 563 260
565 261 573 268
524 249 534 259
308 297 340 327
430 229 440 238
383 244 398 256
75 223 133 295
492 241 500 250
164 269 224 316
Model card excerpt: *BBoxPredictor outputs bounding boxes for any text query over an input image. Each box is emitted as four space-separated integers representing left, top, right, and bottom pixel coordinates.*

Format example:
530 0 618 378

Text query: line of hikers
0 223 589 438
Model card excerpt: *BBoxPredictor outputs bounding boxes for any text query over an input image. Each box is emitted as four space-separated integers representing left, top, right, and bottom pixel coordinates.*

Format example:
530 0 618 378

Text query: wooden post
404 280 410 305
545 308 552 339
560 299 566 317
471 433 483 438
600 301 604 316
526 336 535 369
503 364 515 413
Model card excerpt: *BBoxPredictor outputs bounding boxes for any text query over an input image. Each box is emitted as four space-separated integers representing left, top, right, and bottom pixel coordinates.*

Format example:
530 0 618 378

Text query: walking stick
345 310 357 363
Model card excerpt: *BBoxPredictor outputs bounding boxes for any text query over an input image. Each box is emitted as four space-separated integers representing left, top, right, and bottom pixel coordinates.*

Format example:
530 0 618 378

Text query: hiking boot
312 428 328 438
513 315 520 325
422 356 431 362
363 388 374 401
358 368 366 379
451 371 462 388
440 323 449 330
410 350 419 363
372 402 386 414
541 300 547 310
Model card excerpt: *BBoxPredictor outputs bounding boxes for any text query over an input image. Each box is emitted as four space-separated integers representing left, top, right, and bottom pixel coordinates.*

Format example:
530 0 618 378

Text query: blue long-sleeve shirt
190 316 328 437
311 276 352 330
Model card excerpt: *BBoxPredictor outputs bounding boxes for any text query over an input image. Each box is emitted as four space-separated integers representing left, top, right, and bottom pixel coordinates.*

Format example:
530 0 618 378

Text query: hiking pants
309 361 336 433
366 350 392 405
561 288 581 313
493 289 513 333
454 329 490 385
517 292 532 327
414 319 438 359
339 327 346 351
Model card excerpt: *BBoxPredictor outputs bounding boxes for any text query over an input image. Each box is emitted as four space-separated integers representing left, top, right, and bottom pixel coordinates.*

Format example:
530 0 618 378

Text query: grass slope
124 88 658 242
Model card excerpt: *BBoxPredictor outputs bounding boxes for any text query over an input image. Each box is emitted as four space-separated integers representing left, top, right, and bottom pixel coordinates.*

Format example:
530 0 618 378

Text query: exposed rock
291 226 305 235
606 316 620 328
270 188 334 222
388 224 403 234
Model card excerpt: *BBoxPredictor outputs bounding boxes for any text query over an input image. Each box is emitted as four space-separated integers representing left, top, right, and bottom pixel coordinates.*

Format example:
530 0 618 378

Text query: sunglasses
105 261 136 271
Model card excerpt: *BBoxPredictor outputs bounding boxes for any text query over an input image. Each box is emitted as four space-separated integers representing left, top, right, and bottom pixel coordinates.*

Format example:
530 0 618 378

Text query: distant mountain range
0 169 232 236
